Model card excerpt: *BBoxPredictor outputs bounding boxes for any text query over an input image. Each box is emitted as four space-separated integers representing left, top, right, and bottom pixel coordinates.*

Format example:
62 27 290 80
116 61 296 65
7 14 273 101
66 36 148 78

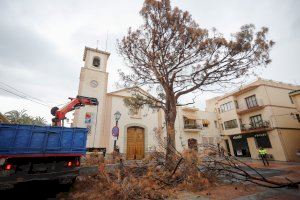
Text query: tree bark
165 97 177 170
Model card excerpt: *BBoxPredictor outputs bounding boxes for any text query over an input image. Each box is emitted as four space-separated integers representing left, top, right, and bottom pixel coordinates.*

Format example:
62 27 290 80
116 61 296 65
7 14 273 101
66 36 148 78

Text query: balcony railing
236 99 265 115
184 124 203 130
241 120 272 133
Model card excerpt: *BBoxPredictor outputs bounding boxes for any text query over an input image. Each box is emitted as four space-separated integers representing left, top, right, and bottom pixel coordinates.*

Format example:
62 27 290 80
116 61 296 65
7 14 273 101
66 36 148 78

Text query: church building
73 47 220 159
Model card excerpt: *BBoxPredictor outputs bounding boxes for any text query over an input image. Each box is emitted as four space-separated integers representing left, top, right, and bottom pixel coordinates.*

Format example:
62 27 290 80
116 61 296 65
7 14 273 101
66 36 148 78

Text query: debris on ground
63 145 300 200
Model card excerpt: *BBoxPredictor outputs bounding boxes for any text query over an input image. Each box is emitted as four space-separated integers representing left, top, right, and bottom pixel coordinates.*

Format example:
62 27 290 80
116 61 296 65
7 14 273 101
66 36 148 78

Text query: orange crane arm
51 95 98 126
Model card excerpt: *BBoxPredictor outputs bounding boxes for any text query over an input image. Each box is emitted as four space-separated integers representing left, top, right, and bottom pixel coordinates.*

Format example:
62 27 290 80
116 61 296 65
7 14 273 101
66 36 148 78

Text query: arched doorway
188 138 198 151
126 127 145 160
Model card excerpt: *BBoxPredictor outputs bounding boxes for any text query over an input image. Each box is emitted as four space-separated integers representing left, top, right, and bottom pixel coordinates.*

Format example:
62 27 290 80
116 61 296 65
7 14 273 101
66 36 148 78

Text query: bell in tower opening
93 56 101 67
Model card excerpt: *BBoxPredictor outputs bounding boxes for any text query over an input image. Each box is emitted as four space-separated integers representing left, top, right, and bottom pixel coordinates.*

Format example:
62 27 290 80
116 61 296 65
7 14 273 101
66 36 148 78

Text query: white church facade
73 47 220 159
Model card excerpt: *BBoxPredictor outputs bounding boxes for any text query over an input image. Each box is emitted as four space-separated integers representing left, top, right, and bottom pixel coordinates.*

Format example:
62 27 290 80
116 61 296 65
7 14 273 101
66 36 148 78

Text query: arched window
92 56 101 67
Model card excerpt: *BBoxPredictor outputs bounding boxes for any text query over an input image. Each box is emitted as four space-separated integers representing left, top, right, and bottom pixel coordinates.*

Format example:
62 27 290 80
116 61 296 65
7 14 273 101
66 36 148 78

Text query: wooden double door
126 127 145 160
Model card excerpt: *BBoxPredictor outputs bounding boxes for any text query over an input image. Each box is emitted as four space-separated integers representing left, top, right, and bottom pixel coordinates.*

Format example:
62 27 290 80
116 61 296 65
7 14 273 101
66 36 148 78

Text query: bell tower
73 46 110 149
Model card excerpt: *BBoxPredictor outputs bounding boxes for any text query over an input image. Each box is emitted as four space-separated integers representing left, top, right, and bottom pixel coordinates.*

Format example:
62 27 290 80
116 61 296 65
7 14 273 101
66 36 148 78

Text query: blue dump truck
0 123 88 189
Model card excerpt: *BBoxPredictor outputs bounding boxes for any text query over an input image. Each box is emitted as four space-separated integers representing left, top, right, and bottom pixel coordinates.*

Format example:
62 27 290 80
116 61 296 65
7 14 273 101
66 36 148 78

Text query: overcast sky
0 0 299 124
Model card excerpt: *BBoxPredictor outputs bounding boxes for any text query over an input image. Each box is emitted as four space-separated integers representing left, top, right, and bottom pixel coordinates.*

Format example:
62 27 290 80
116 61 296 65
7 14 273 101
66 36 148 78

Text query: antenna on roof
96 40 99 50
105 31 109 51
293 79 299 85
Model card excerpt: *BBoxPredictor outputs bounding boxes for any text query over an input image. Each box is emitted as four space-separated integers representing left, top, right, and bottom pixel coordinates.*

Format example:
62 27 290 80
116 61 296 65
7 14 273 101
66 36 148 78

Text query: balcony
184 124 203 132
182 107 199 112
236 99 265 115
241 120 273 134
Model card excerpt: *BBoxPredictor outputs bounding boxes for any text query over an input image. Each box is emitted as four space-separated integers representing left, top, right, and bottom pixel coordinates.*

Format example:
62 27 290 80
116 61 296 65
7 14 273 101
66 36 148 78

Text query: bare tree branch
118 0 274 167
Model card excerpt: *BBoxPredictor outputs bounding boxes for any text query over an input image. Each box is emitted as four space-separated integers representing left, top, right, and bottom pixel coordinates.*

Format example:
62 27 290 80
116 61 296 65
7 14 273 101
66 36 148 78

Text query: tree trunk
165 98 177 170
165 121 176 169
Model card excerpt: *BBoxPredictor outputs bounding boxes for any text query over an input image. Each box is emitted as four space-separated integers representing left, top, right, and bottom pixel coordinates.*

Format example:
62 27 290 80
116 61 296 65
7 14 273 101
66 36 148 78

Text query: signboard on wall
85 112 94 124
254 133 267 138
231 132 268 140
85 112 94 135
232 135 243 140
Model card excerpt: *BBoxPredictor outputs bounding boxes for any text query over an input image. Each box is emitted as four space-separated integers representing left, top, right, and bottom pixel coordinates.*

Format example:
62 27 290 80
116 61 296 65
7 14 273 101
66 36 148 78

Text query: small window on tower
92 56 101 67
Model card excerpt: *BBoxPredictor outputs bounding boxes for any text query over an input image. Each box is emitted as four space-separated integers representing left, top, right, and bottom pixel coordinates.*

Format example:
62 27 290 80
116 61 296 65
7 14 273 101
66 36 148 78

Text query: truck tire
57 177 76 185
0 183 14 190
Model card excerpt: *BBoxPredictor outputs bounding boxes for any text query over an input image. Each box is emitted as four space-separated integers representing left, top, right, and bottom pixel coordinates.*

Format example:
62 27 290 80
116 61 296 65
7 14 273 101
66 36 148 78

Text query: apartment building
289 90 300 124
290 90 300 112
174 107 220 152
206 78 300 162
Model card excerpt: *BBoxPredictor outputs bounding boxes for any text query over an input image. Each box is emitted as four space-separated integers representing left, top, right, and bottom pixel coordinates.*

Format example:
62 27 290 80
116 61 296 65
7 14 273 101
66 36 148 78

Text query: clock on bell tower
73 46 110 149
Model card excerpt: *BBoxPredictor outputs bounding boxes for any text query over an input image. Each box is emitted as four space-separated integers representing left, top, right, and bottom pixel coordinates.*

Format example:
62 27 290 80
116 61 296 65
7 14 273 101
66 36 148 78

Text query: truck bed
0 124 88 157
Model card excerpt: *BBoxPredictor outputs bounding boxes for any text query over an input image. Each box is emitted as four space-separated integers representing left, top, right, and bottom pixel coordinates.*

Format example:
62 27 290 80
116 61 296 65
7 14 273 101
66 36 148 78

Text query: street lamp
112 111 121 152
114 111 121 125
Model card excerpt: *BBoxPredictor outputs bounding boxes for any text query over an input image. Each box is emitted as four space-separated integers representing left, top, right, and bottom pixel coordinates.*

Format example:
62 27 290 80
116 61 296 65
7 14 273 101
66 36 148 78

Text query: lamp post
112 111 121 151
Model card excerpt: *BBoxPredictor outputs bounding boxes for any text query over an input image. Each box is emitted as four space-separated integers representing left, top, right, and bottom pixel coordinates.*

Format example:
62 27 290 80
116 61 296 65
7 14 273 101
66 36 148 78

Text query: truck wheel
0 183 14 190
57 177 76 185
56 178 75 191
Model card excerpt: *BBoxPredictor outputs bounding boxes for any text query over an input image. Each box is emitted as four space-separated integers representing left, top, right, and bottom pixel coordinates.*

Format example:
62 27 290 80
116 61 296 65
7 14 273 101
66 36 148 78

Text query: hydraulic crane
0 95 98 188
51 95 98 126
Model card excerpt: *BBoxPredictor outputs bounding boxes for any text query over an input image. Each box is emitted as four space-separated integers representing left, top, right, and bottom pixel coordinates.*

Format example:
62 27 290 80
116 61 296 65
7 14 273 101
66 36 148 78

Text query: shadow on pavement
0 180 71 199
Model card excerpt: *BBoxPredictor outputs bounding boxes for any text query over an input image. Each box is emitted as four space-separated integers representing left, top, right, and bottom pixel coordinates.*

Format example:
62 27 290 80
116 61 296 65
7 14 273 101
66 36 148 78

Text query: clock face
90 80 98 88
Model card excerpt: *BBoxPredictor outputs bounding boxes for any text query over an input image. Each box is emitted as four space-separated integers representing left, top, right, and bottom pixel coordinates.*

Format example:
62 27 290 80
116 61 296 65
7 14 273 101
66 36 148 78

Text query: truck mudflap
0 169 79 185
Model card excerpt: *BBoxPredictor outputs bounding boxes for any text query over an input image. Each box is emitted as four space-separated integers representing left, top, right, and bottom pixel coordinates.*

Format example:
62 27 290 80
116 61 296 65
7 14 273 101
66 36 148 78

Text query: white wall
106 92 162 154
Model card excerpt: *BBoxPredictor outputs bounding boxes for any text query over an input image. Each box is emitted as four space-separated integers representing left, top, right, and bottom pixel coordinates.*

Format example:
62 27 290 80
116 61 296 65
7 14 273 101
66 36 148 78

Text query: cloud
0 9 81 102
0 0 300 122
